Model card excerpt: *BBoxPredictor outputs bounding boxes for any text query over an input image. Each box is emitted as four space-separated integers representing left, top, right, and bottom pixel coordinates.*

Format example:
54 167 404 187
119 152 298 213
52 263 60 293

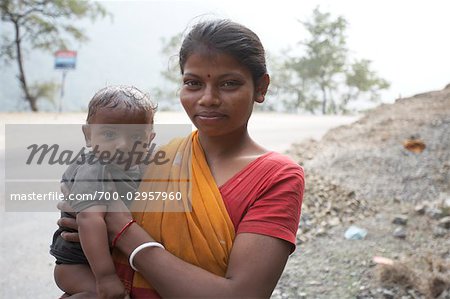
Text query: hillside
276 84 450 298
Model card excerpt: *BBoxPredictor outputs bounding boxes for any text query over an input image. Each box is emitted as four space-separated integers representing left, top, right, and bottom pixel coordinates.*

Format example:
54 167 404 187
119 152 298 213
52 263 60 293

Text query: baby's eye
102 130 117 140
131 134 144 141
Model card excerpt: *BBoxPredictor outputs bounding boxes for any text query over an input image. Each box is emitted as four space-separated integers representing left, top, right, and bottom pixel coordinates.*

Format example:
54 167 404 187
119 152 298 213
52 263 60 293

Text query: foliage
280 7 390 114
29 80 59 106
342 58 390 112
267 50 321 114
0 0 108 111
153 7 390 114
152 32 183 111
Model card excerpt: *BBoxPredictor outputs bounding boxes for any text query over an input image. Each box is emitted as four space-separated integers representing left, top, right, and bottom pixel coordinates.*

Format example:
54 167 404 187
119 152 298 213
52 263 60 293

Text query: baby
50 86 156 298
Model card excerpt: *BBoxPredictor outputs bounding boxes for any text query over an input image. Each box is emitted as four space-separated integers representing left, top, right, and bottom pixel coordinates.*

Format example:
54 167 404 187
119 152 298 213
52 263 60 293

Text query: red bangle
112 219 136 248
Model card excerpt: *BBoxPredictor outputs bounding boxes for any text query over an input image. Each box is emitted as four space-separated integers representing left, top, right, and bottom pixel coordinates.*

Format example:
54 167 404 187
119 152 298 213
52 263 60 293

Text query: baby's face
83 106 155 168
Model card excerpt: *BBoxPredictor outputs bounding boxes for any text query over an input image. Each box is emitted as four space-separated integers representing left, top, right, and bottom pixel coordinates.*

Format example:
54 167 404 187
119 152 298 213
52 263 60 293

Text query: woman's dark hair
179 19 267 84
86 85 157 123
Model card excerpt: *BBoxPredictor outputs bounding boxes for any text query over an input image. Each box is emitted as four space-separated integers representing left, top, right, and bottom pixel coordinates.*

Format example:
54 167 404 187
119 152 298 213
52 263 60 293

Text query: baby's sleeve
68 164 115 212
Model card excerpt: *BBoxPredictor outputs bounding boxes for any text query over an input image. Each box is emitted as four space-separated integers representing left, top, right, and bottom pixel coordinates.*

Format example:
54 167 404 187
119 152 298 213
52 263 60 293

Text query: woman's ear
82 124 92 147
147 132 156 146
254 74 270 103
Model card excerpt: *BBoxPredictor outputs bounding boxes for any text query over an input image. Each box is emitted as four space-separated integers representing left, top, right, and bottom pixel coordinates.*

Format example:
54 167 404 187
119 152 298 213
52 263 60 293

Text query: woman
58 19 304 298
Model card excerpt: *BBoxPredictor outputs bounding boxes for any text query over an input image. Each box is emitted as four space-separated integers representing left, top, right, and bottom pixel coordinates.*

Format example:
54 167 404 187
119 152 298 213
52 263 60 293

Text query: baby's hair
86 85 157 123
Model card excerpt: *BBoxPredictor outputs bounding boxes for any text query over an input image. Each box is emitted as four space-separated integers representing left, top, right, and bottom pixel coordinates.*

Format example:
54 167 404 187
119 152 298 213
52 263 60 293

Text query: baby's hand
96 274 129 299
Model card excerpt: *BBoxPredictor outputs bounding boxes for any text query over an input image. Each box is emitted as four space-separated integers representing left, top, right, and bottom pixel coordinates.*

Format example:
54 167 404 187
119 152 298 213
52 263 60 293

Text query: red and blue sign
54 50 77 69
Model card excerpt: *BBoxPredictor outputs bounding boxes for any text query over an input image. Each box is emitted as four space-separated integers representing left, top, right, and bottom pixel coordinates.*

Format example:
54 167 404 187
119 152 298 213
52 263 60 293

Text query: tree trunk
13 19 38 111
320 83 327 114
329 98 336 114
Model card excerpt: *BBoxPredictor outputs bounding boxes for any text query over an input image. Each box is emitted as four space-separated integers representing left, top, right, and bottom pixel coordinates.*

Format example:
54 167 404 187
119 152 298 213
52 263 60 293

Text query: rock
440 193 450 207
307 281 322 286
414 204 426 215
443 197 450 209
373 256 394 265
403 138 426 153
315 227 327 237
382 288 395 299
345 225 368 240
328 216 341 227
437 216 450 229
271 288 281 298
433 226 448 238
427 208 443 219
393 227 407 239
437 289 449 299
296 235 308 244
392 215 408 225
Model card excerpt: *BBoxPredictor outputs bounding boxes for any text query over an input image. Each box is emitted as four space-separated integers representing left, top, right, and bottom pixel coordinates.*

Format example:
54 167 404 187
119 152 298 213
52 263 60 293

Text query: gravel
289 85 450 203
275 84 450 298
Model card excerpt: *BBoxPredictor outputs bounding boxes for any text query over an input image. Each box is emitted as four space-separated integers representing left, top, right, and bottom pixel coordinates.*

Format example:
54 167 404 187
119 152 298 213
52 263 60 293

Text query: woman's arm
58 201 291 298
58 196 292 298
109 210 291 298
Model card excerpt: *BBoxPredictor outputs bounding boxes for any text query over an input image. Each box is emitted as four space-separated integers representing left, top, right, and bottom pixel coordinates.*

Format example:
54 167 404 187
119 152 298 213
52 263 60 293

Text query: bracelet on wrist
129 242 165 271
112 219 136 248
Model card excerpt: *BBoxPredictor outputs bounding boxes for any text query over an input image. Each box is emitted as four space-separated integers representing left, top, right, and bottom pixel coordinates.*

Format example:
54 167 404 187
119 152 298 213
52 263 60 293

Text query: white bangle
129 241 165 271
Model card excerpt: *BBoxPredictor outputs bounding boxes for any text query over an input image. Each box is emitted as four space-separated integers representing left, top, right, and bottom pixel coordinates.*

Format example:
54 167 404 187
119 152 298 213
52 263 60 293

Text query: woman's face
180 51 266 137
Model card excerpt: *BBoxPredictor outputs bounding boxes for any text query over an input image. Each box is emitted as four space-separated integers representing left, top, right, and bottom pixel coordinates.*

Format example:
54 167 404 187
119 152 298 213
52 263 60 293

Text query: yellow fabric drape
114 131 235 294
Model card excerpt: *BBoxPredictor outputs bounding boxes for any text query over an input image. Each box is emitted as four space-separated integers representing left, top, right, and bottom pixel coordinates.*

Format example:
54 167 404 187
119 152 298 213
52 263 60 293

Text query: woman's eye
221 81 241 89
183 80 202 89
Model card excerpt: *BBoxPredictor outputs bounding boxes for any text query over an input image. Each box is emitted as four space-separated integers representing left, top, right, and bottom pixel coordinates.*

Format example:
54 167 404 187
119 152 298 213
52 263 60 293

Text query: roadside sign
54 50 77 69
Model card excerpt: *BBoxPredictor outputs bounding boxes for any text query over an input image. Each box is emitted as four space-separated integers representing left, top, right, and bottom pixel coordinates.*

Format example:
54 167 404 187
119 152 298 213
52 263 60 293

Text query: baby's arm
77 205 128 298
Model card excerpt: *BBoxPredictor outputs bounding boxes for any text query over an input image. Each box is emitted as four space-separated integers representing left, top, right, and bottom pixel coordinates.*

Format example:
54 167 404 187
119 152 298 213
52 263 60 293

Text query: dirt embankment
274 85 450 299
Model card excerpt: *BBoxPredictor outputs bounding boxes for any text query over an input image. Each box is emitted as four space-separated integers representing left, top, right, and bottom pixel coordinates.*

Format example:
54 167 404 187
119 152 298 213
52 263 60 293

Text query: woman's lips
195 112 226 120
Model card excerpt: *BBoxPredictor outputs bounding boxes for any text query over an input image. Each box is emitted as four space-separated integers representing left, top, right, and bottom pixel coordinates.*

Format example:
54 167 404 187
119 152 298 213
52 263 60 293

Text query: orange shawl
114 131 235 298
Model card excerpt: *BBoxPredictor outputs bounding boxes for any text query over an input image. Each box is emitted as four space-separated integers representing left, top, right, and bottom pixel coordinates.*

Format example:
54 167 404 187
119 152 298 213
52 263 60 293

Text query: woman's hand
57 182 80 242
56 201 80 243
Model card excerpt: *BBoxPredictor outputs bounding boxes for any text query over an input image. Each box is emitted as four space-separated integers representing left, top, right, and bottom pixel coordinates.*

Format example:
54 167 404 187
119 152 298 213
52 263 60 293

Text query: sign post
54 50 77 112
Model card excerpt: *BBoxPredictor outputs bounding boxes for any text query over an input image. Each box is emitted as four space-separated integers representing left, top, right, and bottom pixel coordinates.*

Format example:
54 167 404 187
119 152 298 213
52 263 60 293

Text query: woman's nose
198 86 220 107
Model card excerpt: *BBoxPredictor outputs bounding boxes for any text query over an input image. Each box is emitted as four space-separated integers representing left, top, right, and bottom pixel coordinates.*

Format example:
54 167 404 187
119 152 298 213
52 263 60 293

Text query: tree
263 51 314 113
256 51 289 112
285 7 389 114
0 0 108 111
342 59 390 113
152 32 183 111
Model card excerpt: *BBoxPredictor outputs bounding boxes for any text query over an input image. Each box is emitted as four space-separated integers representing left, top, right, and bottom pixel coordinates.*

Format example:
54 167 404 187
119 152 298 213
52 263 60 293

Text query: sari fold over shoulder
113 131 235 298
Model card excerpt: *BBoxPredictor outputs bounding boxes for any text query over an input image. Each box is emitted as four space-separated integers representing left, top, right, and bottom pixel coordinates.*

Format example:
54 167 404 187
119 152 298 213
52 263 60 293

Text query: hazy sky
199 0 450 101
1 0 449 111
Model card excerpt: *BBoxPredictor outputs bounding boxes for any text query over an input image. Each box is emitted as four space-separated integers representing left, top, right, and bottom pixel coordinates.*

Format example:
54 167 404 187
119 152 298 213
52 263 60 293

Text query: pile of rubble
289 84 450 203
414 196 450 238
297 171 373 243
282 84 450 298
